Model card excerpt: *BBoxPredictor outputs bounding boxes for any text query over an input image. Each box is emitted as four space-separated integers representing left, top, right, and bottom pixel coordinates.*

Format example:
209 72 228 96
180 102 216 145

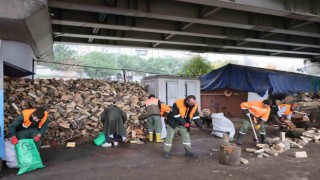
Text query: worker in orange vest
163 95 201 158
9 107 50 148
145 94 163 143
236 99 272 145
274 102 301 129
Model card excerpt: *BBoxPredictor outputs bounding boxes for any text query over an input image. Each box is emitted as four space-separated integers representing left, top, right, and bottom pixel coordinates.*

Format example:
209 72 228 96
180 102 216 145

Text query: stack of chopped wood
245 128 320 159
3 78 149 147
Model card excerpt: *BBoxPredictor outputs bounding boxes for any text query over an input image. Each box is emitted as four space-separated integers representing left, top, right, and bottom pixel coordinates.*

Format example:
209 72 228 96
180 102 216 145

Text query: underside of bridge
49 0 320 60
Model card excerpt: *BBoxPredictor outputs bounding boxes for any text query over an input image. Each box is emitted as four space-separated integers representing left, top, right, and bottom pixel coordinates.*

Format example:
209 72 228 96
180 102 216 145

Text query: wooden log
219 145 241 166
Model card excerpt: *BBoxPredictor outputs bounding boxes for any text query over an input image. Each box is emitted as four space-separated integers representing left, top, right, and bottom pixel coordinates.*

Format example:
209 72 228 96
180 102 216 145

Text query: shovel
247 114 259 143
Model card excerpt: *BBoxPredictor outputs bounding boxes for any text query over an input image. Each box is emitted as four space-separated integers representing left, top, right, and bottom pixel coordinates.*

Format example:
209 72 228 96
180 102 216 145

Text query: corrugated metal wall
201 88 248 118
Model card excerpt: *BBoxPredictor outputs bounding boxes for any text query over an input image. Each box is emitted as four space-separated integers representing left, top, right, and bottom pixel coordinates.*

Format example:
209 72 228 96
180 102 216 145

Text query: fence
35 60 162 82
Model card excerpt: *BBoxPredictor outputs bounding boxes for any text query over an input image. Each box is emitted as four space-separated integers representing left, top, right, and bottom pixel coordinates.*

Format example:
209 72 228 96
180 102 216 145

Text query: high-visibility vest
278 104 292 116
174 99 198 119
240 101 270 121
145 98 160 116
22 109 48 128
160 104 171 117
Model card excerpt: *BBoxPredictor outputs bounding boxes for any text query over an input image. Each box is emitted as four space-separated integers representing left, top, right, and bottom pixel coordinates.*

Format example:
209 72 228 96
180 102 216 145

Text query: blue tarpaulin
200 64 320 96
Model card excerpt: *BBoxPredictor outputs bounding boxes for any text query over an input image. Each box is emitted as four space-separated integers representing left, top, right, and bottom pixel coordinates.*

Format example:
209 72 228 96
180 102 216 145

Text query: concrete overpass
50 0 320 60
1 0 320 160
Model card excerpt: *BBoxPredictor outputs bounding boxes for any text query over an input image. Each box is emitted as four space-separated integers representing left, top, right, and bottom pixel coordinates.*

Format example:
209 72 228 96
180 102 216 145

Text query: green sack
15 139 45 175
93 132 106 146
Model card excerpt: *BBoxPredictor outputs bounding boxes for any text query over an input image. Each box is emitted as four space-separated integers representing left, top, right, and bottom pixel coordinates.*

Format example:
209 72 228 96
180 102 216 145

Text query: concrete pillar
0 40 4 159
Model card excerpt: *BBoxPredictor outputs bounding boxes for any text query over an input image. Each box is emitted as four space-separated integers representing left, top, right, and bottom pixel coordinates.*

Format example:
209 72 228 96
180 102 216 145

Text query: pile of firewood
3 78 149 147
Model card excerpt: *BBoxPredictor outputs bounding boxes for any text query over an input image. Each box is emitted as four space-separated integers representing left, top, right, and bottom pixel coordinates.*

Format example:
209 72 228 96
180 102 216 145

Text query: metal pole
0 40 4 159
123 69 126 82
32 58 35 80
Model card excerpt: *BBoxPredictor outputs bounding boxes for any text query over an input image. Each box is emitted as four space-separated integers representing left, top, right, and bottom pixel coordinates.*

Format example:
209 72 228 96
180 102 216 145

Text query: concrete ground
2 119 320 180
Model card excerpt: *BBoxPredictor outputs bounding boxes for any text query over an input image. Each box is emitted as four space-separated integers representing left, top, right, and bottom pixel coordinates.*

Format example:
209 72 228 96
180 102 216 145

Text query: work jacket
22 109 48 128
168 98 200 128
160 104 171 117
240 101 270 121
145 97 161 117
278 104 293 116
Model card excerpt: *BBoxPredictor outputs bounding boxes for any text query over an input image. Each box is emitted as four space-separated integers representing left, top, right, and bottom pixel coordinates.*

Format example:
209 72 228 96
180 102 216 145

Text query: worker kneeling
9 107 50 149
163 95 201 158
236 99 272 145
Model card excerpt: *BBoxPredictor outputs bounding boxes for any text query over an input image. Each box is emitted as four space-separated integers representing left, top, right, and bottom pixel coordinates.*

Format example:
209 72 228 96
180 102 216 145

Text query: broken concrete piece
240 158 249 164
294 151 307 158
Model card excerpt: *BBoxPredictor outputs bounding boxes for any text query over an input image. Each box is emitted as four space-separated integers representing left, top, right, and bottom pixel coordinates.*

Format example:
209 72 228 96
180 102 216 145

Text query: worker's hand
279 117 285 122
255 124 260 130
34 134 41 142
184 123 190 128
11 136 18 145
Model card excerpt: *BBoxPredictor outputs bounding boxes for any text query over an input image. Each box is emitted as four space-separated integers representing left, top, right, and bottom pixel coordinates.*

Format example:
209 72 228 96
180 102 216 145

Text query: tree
179 55 213 77
51 44 82 71
81 52 120 78
211 60 234 69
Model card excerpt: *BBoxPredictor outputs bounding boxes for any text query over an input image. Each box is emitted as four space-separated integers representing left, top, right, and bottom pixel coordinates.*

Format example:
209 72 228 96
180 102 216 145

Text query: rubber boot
149 132 153 142
236 133 244 145
185 151 198 158
163 152 171 158
156 133 164 143
260 134 266 144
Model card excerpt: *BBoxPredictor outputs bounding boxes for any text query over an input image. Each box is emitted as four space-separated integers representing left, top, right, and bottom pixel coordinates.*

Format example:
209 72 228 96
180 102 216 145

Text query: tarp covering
4 61 34 78
200 64 320 96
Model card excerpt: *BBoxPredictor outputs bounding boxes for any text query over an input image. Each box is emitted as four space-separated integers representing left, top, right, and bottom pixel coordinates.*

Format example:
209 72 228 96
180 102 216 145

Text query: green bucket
93 132 106 146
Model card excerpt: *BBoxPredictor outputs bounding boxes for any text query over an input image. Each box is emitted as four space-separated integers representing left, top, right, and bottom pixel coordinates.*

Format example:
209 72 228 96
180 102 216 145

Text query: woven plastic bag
93 132 106 146
15 139 45 175
4 140 18 168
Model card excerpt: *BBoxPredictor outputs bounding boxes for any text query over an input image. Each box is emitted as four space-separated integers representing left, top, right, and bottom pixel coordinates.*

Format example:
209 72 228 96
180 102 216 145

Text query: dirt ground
2 119 320 180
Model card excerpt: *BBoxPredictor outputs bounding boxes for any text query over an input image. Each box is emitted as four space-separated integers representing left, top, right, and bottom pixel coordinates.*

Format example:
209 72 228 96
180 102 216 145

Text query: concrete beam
176 0 320 22
48 1 320 39
52 20 320 49
54 32 320 56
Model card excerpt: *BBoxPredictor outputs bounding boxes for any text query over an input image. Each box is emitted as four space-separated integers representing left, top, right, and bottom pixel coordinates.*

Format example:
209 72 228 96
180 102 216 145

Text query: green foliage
136 57 184 75
52 44 82 71
179 55 213 77
81 52 120 78
212 60 233 69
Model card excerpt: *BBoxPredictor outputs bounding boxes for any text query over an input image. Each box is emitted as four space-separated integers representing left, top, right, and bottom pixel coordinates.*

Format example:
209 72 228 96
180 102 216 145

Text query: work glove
11 136 18 145
184 123 190 128
255 124 260 130
34 134 41 142
279 117 285 122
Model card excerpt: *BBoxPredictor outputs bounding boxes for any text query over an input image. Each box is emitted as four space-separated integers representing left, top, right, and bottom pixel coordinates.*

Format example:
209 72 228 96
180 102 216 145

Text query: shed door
166 81 178 106
185 82 196 97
